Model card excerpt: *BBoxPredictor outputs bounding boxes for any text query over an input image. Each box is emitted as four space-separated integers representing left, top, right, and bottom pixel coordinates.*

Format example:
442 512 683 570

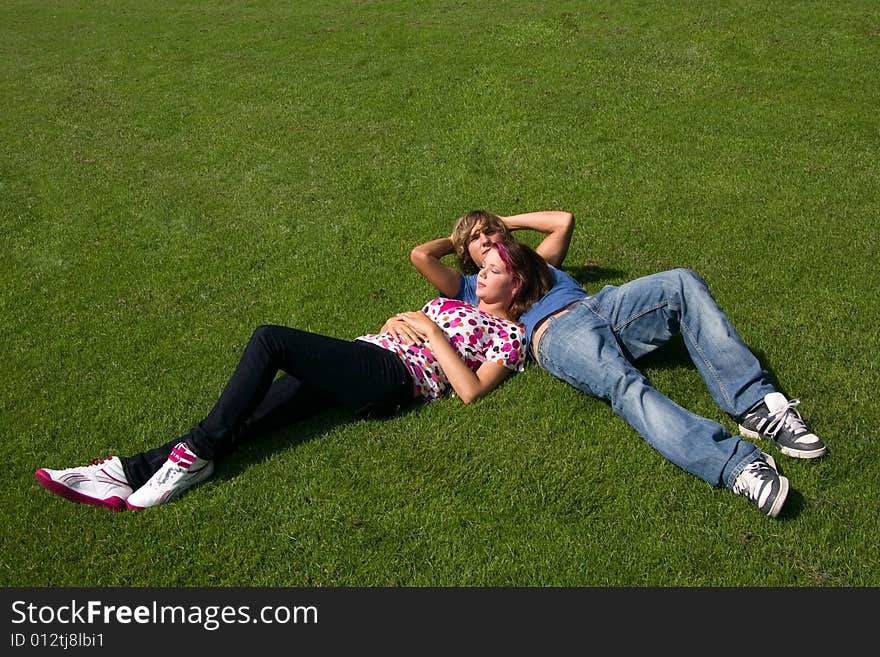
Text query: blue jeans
535 268 775 488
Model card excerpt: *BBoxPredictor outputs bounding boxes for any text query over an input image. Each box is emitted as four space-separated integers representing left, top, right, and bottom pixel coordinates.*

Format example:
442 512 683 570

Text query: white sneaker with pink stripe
35 456 132 511
126 442 214 509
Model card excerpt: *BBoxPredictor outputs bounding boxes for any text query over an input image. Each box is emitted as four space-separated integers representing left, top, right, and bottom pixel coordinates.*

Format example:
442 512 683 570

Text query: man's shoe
35 456 132 511
738 392 827 459
126 442 213 509
732 453 789 518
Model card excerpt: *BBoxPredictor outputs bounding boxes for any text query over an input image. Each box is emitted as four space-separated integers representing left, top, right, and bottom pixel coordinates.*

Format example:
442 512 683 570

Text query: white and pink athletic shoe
126 442 213 510
35 456 133 511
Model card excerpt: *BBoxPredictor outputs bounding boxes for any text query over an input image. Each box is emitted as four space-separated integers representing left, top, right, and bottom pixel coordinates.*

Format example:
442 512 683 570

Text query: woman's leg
121 326 413 488
121 373 331 489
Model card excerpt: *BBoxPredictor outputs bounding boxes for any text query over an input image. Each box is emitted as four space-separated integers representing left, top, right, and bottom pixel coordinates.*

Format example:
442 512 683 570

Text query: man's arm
499 210 574 267
409 236 462 298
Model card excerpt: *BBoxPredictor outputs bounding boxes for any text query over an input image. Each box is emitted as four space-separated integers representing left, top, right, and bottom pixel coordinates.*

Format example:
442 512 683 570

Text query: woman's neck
477 300 516 322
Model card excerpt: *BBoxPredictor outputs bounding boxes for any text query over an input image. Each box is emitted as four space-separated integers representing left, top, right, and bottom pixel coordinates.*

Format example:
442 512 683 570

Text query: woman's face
466 223 503 268
475 248 517 306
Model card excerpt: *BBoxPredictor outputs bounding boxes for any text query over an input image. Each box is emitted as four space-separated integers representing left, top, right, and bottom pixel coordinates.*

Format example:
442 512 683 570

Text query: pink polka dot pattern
357 298 525 401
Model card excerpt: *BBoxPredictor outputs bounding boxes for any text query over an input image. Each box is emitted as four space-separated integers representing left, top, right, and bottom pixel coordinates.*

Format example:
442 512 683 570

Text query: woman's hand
389 310 517 404
392 311 443 343
381 316 422 344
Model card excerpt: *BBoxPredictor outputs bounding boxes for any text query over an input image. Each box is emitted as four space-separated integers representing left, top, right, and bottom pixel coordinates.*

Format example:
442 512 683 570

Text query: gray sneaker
739 392 827 459
732 453 789 518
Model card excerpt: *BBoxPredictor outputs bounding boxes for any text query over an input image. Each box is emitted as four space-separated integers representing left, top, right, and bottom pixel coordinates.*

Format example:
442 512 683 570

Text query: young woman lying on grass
35 240 552 510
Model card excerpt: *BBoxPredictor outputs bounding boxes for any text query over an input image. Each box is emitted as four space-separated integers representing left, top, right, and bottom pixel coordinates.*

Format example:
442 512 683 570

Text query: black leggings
121 325 415 489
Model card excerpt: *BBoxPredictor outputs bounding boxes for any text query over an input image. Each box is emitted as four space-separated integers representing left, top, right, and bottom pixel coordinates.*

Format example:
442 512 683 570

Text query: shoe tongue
763 392 788 413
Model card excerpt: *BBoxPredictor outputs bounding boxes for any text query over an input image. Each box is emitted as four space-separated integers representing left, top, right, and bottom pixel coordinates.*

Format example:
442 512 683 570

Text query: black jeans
121 325 415 489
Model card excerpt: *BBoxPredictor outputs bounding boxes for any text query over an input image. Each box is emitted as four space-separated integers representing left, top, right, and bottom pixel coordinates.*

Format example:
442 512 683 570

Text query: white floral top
357 298 525 401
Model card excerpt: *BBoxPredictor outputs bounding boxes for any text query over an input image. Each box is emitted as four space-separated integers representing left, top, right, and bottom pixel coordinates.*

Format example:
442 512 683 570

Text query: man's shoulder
455 273 478 303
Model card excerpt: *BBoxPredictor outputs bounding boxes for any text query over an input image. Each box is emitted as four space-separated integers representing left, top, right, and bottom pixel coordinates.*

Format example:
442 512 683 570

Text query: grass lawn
2 0 878 586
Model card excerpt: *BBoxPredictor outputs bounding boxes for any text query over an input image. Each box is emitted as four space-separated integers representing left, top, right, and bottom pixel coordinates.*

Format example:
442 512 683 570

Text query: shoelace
88 456 112 467
763 399 808 437
733 460 773 496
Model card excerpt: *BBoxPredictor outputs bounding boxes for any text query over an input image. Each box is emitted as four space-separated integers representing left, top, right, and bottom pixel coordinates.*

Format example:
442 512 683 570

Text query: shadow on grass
635 334 786 394
563 263 628 289
209 401 423 484
776 483 805 520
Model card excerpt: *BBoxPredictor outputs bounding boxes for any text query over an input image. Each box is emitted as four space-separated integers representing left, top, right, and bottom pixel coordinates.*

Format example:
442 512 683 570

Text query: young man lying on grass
407 208 826 518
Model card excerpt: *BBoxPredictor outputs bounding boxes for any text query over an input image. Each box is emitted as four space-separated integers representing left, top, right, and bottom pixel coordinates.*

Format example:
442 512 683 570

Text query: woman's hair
451 210 513 274
491 239 554 320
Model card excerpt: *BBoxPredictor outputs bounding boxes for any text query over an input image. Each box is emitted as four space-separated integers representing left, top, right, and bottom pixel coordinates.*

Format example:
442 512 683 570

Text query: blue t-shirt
456 265 588 347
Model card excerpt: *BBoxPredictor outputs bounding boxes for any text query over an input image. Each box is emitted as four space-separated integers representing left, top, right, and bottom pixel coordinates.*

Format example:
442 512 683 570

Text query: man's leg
592 268 774 418
536 302 760 488
594 268 825 458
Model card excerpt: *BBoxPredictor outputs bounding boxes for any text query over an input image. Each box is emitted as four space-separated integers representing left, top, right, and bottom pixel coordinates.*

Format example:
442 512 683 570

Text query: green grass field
2 0 878 586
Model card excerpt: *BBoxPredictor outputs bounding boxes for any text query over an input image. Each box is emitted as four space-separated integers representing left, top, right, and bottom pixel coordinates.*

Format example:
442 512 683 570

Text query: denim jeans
121 325 415 489
535 268 775 488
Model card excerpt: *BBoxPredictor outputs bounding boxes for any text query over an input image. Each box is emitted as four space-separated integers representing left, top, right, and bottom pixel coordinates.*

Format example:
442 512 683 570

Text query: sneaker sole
779 444 827 459
34 470 128 512
767 475 790 518
738 426 828 459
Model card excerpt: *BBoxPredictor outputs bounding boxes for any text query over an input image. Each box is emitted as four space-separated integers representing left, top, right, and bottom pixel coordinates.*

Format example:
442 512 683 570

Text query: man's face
466 224 502 268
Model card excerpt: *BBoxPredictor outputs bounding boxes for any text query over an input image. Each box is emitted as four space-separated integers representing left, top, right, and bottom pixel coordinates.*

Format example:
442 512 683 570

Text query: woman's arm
394 311 516 404
499 210 574 267
409 236 462 297
380 316 421 344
